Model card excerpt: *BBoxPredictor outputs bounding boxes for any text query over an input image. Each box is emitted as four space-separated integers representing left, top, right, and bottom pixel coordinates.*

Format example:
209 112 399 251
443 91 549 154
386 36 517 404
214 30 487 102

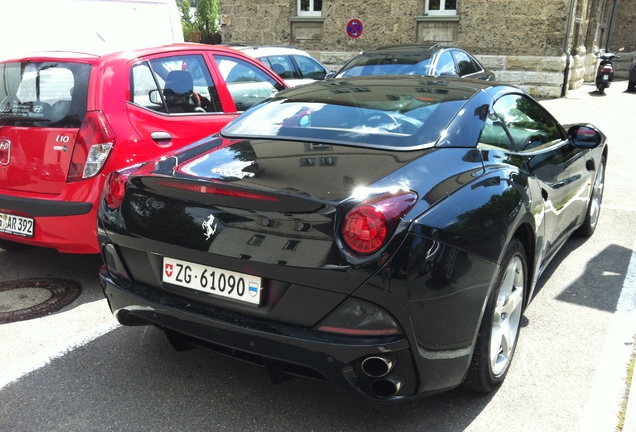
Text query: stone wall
612 0 636 52
475 55 566 98
219 0 623 98
220 0 572 54
220 1 294 46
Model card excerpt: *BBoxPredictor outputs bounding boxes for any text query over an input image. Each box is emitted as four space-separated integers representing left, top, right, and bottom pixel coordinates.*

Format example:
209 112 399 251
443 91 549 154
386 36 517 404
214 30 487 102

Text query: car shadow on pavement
531 236 631 313
0 322 498 432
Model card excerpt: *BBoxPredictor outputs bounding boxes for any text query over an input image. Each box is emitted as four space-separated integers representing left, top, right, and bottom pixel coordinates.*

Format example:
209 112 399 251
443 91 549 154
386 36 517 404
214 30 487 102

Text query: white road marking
0 319 119 389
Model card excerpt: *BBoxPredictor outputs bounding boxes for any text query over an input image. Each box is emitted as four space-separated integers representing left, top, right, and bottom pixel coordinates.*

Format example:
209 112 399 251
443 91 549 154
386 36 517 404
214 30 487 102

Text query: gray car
628 59 636 92
335 44 495 81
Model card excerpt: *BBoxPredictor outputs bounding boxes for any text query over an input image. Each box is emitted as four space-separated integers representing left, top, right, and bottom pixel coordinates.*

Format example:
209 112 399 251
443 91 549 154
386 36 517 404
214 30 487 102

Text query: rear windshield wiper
0 115 51 125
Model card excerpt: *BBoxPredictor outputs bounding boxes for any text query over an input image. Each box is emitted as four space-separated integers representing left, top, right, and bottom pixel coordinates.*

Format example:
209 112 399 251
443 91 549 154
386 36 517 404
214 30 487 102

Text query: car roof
281 75 497 98
223 76 511 151
234 46 313 57
0 43 246 64
372 43 446 52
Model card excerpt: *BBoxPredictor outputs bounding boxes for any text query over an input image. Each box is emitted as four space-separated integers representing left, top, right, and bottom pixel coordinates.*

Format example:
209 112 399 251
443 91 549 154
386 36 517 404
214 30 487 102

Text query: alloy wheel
490 255 525 376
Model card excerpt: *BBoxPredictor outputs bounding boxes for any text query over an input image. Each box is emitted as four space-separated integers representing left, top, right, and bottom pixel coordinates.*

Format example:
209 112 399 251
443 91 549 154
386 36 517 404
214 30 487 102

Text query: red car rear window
0 61 90 128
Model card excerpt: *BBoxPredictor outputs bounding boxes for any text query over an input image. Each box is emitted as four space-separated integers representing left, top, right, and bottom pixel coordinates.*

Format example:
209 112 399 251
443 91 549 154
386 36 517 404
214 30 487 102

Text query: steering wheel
366 112 401 132
191 92 206 112
523 135 548 151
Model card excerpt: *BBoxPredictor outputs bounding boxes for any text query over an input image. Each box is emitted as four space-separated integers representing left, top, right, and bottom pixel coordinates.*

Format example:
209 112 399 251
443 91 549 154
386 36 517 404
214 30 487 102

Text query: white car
236 46 333 87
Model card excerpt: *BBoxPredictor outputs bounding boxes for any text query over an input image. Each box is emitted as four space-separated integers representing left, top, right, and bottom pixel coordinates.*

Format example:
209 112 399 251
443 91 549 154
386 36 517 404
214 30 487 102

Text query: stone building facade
219 0 634 98
610 0 636 78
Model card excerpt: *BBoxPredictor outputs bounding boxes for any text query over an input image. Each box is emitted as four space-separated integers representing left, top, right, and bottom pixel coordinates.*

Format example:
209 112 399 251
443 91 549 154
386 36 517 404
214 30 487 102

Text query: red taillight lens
68 111 116 182
342 191 418 255
602 65 613 73
104 170 130 210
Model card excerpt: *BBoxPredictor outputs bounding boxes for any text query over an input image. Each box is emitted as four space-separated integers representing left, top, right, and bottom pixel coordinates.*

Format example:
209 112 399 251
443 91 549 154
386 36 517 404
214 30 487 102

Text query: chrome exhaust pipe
361 356 396 378
370 375 404 399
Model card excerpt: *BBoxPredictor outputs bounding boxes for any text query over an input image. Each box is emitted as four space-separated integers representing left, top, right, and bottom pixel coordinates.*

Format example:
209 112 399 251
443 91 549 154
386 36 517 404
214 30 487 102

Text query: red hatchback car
0 43 287 253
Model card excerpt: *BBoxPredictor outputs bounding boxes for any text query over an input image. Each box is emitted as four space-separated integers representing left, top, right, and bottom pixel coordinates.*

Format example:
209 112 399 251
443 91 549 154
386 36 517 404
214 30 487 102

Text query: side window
261 55 298 79
435 51 457 77
452 50 480 77
293 55 327 80
213 54 280 111
478 111 516 151
131 55 222 114
492 94 564 151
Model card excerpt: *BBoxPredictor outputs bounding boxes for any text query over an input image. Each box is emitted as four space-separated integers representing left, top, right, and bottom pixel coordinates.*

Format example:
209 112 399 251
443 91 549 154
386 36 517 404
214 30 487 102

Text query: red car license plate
0 212 34 237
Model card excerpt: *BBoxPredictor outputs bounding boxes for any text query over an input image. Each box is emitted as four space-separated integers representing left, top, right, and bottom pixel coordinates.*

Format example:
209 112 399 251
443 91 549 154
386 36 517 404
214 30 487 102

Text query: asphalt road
1 81 635 432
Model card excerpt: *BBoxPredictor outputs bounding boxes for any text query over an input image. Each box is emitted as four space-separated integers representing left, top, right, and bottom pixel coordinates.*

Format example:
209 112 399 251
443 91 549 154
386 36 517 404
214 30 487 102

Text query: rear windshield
222 81 472 150
338 53 433 77
0 61 90 127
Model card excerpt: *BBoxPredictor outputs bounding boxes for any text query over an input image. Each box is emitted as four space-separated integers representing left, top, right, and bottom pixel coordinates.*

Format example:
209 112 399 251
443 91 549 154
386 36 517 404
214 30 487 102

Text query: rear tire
576 155 605 237
628 81 636 92
597 82 607 94
463 238 526 393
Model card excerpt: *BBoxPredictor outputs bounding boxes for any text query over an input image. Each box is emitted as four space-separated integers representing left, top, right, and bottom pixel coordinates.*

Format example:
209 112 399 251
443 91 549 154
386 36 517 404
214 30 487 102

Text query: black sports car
98 77 607 401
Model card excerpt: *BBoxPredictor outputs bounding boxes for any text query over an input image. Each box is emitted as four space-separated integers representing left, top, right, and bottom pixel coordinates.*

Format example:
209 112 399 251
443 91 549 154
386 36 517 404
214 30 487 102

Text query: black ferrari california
98 77 607 400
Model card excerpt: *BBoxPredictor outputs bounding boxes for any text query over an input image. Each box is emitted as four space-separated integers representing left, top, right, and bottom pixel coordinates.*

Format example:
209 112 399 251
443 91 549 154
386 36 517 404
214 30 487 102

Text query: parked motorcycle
595 51 620 94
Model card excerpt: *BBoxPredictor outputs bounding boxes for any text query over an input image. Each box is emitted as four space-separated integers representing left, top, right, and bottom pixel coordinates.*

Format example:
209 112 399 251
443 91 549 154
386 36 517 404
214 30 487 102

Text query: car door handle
151 131 172 141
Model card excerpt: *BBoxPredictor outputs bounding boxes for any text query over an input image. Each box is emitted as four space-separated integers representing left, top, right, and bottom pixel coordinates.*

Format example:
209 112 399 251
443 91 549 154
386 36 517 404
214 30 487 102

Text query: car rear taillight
342 190 418 255
68 111 115 182
103 170 130 210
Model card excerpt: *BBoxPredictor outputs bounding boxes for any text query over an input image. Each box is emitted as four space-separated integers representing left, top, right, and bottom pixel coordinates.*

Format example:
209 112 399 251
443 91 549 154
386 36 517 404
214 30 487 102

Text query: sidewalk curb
624 352 636 432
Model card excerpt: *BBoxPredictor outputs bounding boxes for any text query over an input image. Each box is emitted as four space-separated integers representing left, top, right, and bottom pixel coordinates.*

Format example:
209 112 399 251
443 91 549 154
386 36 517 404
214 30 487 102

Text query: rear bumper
0 186 100 254
99 266 443 401
0 194 92 217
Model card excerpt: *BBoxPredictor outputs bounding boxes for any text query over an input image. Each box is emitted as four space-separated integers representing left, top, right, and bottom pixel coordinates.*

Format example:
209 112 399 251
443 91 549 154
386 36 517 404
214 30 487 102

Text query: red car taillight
342 190 418 255
68 111 116 182
103 170 130 210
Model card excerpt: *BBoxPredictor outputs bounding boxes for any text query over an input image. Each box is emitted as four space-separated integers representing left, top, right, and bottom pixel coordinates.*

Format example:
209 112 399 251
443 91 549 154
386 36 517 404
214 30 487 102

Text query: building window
298 0 322 17
425 0 457 16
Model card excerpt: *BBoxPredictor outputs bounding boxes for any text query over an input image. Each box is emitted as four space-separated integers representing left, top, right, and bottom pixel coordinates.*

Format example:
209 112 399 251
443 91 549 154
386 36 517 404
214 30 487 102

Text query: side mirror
568 124 602 149
325 71 336 79
149 89 162 105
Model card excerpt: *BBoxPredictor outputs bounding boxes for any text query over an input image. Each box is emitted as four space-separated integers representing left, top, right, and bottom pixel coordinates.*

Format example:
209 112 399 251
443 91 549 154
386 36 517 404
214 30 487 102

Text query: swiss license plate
0 212 34 237
603 74 609 81
162 257 262 305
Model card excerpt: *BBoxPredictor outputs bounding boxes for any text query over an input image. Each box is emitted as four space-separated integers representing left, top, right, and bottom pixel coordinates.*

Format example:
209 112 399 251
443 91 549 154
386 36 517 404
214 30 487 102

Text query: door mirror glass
568 125 602 149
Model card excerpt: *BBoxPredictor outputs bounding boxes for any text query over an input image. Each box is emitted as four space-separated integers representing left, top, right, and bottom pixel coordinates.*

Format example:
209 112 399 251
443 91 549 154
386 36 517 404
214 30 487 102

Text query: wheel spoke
501 283 523 317
589 163 604 224
490 255 524 376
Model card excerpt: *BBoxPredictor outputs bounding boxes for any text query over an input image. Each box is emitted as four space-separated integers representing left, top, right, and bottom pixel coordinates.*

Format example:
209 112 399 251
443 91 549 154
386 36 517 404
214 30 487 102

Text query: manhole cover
0 278 82 324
